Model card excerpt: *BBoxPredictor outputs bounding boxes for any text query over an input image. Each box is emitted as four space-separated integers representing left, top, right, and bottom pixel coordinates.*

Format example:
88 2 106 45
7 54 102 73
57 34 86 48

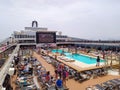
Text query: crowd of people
34 55 69 90
54 63 69 87
12 46 113 90
11 48 40 90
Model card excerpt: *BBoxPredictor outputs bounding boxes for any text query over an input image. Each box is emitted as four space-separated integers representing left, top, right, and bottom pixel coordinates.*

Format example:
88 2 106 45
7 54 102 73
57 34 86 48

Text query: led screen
36 32 56 43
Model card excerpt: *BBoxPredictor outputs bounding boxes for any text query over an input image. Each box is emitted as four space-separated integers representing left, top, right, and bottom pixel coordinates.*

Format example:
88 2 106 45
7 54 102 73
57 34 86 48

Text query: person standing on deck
55 77 63 90
96 56 100 67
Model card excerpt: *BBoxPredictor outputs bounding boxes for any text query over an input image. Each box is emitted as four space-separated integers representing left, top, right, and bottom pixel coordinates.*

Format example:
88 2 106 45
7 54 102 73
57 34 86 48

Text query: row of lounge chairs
68 67 107 83
86 78 120 90
14 55 40 90
42 56 52 64
31 55 56 90
34 59 57 90
36 53 69 90
57 56 75 62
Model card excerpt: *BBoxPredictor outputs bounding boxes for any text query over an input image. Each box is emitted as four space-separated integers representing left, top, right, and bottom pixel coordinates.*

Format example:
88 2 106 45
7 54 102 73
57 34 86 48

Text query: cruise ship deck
0 44 120 90
0 21 120 90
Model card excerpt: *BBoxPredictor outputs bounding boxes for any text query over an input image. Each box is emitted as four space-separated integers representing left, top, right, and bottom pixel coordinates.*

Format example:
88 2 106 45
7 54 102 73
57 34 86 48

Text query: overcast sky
0 0 120 41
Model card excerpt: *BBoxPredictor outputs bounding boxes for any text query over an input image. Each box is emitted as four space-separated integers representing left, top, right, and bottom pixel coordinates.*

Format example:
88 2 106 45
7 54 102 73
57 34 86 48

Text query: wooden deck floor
33 52 120 90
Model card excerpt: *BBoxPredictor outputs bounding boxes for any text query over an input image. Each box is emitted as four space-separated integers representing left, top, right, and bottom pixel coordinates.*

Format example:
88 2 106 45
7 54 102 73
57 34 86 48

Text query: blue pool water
52 49 104 64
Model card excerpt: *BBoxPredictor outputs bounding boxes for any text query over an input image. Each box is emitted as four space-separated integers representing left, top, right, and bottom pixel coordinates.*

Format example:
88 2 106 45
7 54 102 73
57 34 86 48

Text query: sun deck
0 43 119 90
33 52 120 90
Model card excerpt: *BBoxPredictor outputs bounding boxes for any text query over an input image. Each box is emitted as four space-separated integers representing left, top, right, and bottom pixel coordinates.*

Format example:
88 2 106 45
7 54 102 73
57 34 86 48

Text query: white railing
0 44 20 89
57 42 120 46
0 43 17 53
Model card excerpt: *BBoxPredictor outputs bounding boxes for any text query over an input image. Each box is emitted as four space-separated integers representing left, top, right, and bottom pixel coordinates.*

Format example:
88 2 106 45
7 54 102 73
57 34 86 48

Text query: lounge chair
91 70 98 79
96 69 103 76
100 68 108 76
68 69 75 78
108 79 120 90
94 84 107 90
102 82 114 90
78 73 89 83
83 70 92 79
74 71 80 80
86 86 93 90
91 68 103 78
64 65 69 71
43 57 52 64
114 78 120 82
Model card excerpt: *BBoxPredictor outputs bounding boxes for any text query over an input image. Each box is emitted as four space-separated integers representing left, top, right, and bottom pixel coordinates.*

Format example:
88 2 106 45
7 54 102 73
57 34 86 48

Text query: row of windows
15 35 68 39
18 40 65 43
14 35 35 38
75 40 120 43
18 40 35 43
56 40 66 42
56 35 67 38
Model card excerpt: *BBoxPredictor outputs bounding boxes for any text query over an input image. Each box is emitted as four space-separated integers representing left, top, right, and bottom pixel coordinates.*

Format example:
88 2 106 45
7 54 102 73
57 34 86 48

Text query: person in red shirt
45 71 51 83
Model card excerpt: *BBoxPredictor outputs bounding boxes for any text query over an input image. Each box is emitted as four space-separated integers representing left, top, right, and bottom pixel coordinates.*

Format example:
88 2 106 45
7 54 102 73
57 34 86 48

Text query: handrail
0 43 17 53
0 44 20 89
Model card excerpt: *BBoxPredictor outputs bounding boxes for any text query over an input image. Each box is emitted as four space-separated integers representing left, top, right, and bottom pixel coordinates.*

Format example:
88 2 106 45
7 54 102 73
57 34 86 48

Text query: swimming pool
51 49 104 64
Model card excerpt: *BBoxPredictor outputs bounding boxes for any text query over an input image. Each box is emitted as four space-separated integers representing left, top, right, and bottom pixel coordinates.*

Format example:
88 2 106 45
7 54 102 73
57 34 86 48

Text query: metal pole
110 52 113 67
119 55 120 75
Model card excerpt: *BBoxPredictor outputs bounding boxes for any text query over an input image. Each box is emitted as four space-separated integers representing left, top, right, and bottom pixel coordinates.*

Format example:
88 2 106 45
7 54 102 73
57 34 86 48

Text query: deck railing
0 44 20 89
